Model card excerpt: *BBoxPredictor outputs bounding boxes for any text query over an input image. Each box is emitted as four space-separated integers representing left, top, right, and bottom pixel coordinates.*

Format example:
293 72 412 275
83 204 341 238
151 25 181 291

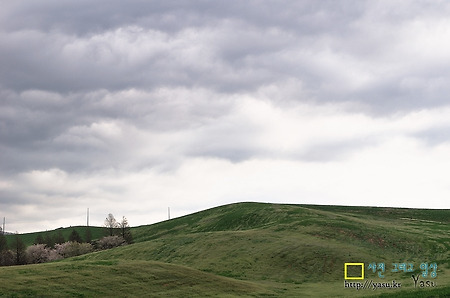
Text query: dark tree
44 233 55 248
85 228 92 243
0 233 11 266
54 231 65 244
69 230 83 243
0 233 7 252
119 216 133 244
35 234 45 245
12 234 26 265
104 213 119 236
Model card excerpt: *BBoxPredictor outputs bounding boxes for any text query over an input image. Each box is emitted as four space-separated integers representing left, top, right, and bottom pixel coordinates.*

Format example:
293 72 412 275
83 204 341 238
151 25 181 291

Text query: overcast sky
1 1 450 233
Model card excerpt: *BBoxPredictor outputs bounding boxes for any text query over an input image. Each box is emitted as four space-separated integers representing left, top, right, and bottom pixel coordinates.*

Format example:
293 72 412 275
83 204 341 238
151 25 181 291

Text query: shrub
78 242 94 255
96 236 125 250
48 249 63 262
54 241 93 258
1 232 130 267
26 244 50 264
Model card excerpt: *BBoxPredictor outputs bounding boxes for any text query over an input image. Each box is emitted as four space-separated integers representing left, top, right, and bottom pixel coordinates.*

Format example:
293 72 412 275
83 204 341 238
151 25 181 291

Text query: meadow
1 202 449 297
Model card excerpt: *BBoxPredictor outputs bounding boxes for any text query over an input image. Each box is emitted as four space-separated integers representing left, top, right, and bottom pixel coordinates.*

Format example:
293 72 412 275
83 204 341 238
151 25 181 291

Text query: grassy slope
5 226 106 247
1 202 449 297
0 260 272 297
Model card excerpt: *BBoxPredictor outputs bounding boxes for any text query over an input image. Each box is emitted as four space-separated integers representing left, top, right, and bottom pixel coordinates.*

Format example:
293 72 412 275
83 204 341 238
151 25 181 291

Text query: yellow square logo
344 263 364 280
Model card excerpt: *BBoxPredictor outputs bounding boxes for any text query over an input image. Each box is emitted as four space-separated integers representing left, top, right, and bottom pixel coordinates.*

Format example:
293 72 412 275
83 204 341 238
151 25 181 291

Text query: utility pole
2 217 5 235
87 208 89 227
168 207 170 220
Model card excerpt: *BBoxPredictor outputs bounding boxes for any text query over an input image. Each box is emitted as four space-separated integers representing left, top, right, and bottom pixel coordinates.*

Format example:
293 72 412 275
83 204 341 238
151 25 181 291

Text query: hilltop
1 202 449 297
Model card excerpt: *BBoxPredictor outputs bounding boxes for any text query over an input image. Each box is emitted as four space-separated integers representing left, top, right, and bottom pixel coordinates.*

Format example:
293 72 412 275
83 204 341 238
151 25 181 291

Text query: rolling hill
1 202 449 297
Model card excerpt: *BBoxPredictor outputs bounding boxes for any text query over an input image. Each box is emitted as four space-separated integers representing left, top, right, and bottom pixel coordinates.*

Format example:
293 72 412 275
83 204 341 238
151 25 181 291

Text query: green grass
5 226 107 247
0 260 272 297
1 202 449 297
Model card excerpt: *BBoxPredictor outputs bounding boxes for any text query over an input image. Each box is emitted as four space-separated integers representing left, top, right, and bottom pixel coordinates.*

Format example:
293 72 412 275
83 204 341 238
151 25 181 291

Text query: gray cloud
3 0 450 166
1 0 450 232
2 1 450 111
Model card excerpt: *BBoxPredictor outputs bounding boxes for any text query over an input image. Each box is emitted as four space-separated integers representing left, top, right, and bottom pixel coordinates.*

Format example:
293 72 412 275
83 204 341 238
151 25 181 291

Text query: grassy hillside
0 260 272 297
0 202 449 297
5 226 107 247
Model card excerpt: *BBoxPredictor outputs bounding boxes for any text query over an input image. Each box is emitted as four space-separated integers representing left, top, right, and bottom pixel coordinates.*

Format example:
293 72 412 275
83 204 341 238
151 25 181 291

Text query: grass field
1 202 449 297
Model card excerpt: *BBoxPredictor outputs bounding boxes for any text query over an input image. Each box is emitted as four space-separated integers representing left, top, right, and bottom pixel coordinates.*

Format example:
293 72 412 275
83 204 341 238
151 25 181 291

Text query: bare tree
104 213 119 236
118 216 133 244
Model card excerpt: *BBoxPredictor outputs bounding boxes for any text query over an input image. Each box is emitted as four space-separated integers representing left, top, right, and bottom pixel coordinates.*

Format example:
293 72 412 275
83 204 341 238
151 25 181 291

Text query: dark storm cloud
0 1 360 35
0 1 373 95
2 0 450 113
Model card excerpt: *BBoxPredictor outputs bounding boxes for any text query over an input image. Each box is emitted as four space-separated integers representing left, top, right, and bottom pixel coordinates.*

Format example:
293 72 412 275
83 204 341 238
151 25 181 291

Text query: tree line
0 214 132 266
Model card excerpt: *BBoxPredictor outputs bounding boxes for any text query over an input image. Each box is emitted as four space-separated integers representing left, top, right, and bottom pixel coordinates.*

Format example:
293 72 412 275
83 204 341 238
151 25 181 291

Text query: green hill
5 226 106 247
1 202 449 297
